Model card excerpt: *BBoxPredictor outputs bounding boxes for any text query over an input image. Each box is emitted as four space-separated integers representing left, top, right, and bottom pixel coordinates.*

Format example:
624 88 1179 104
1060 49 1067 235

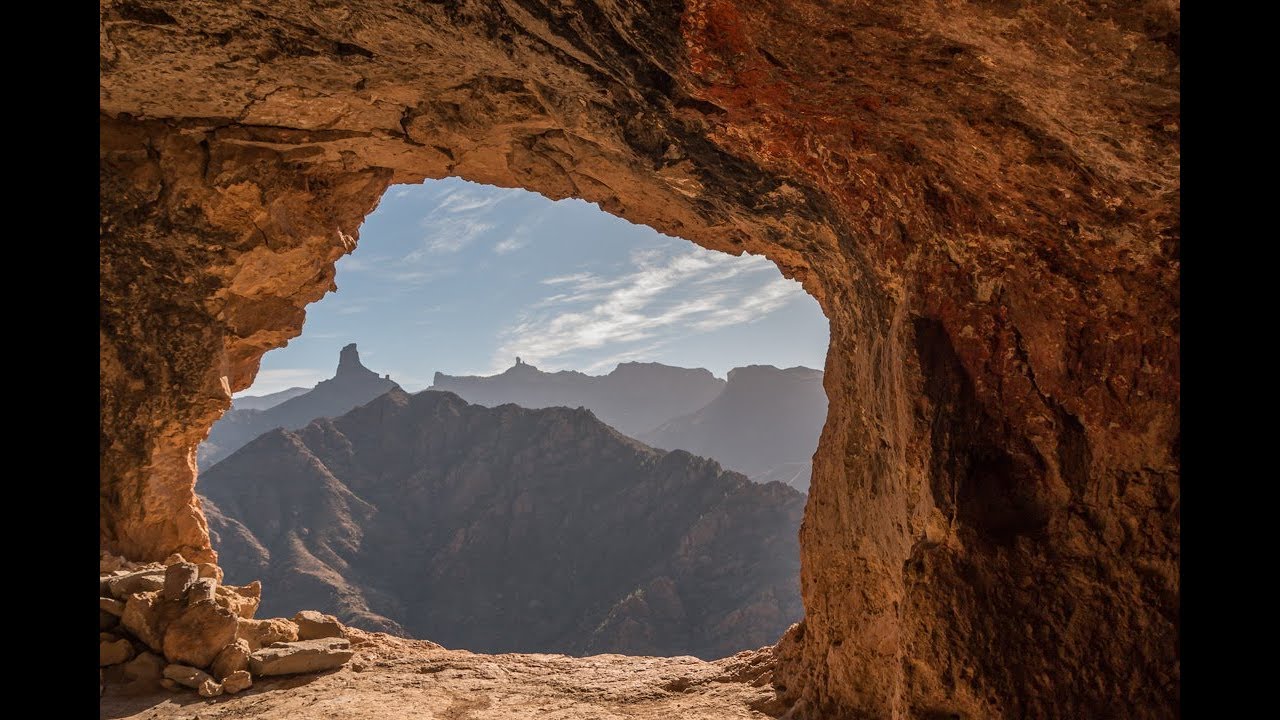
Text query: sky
243 178 830 395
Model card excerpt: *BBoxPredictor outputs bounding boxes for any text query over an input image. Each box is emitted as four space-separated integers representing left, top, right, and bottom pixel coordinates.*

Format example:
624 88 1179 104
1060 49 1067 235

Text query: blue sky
243 179 829 395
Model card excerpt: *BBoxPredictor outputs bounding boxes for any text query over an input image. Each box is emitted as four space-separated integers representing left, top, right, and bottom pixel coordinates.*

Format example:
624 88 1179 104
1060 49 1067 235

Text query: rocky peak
335 343 375 379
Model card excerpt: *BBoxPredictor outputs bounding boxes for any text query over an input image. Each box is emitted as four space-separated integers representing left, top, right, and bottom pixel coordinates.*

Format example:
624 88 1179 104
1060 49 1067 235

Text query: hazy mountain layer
230 386 309 411
640 366 827 492
431 360 725 438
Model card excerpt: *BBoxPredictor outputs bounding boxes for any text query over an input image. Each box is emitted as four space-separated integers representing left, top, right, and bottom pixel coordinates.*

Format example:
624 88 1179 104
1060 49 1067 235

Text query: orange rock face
99 1 1179 718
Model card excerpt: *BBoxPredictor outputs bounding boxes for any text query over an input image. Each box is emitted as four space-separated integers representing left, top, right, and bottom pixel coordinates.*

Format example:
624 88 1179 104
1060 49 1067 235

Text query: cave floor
100 630 784 719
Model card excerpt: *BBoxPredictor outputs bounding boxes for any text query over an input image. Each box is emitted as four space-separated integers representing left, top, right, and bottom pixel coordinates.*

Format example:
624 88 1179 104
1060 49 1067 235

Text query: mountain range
199 387 805 659
432 360 825 491
431 359 726 439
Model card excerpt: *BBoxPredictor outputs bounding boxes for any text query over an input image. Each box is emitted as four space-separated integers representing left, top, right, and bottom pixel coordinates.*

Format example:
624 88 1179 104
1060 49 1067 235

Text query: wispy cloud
494 230 530 255
493 249 802 370
409 218 495 258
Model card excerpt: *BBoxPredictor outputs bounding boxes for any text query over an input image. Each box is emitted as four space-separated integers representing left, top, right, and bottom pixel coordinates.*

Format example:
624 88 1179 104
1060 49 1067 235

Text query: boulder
123 651 165 683
107 569 165 599
100 597 126 617
163 664 214 690
101 553 126 573
99 571 128 596
118 651 166 694
212 639 251 680
164 562 199 602
121 590 182 652
248 638 354 676
162 601 239 668
100 638 135 666
197 563 223 583
164 553 187 566
100 609 119 631
198 679 223 697
216 581 261 619
159 678 181 692
237 617 299 651
294 610 344 640
188 578 217 605
222 670 252 694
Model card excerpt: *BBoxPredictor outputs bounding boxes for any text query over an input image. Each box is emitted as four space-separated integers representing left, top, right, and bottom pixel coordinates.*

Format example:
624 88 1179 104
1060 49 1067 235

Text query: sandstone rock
197 563 223 583
100 609 119 631
163 601 239 668
164 562 199 602
237 617 299 651
216 581 261 619
99 571 126 596
121 590 182 652
293 610 344 640
100 638 135 666
221 670 252 694
162 664 214 690
99 2 1181 716
164 553 187 566
100 553 126 574
123 651 165 684
100 597 126 617
248 638 354 676
198 679 223 698
188 578 217 605
212 639 251 680
107 569 165 599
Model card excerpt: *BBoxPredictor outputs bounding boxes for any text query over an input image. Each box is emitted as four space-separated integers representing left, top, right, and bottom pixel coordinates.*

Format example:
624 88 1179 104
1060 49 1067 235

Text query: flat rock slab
249 638 354 676
106 570 165 599
294 610 344 640
103 632 781 719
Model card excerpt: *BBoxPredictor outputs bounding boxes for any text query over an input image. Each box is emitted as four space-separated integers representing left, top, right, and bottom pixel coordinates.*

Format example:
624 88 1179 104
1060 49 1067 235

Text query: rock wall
99 1 1179 717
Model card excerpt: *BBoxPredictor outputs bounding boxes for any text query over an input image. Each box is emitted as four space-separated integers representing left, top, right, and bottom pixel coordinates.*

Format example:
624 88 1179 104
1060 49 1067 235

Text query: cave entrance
195 178 830 660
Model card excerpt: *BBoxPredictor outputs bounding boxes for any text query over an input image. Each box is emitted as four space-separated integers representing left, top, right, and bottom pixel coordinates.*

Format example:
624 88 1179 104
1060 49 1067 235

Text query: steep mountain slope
198 344 399 466
640 366 827 492
230 386 309 411
199 388 804 659
431 359 726 438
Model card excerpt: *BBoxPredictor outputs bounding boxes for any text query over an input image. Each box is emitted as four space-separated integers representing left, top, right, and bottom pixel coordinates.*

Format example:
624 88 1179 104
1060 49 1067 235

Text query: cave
99 1 1180 718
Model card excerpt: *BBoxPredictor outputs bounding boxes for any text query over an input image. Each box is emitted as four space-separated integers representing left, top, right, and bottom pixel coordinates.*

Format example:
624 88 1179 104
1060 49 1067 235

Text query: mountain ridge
199 386 804 659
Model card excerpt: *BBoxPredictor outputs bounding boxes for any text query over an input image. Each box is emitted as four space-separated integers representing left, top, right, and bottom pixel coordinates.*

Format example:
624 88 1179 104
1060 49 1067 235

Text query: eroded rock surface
103 630 785 720
100 1 1179 717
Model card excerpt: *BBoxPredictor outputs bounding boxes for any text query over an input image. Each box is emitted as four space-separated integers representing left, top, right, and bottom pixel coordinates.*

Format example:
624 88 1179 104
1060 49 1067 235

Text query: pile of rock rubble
100 552 353 697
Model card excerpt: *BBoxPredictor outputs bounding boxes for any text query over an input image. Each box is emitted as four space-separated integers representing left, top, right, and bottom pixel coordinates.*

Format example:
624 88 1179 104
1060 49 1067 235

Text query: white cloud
494 230 530 255
435 188 505 214
407 218 495 258
493 249 805 369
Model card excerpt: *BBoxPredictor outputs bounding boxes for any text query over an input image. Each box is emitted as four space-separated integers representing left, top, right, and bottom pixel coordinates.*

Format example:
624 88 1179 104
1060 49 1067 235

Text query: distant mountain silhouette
431 360 725 438
199 388 804 659
640 365 827 492
198 344 399 467
230 386 309 411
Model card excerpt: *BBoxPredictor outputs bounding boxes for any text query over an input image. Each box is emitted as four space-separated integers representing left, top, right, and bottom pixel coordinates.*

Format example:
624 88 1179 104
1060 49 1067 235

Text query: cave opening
195 177 831 660
101 0 1178 713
